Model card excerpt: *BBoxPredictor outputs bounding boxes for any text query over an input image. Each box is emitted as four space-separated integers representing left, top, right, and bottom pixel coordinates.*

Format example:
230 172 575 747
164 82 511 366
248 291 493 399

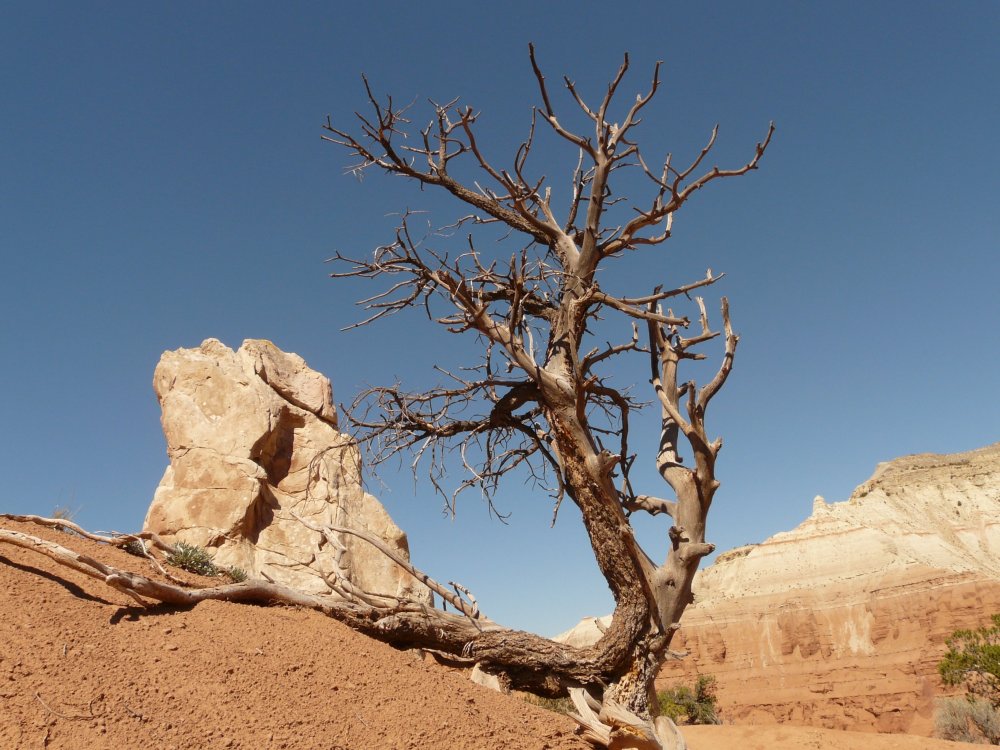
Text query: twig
34 692 92 721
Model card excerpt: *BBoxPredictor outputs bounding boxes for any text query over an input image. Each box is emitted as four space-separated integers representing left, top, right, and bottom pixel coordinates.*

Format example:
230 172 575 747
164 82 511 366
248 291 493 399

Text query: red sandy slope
0 519 972 750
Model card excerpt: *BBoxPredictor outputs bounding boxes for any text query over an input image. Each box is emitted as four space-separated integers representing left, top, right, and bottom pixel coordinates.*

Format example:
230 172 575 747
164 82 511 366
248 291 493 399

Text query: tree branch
322 47 771 730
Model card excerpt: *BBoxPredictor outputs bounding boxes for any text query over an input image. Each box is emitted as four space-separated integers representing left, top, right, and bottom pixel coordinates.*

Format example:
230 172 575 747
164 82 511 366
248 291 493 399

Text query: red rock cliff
657 443 1000 735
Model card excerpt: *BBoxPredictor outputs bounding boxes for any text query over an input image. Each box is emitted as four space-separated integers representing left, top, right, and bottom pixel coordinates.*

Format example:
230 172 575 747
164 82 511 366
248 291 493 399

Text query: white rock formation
693 443 1000 603
144 338 428 602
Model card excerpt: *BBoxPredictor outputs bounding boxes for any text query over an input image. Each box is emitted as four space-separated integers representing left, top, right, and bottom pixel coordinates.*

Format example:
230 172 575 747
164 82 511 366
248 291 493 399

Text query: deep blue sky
2 2 998 636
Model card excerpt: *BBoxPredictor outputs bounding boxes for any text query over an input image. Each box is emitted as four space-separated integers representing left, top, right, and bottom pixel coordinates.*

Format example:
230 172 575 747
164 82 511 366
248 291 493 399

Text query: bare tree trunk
316 47 769 744
0 46 774 750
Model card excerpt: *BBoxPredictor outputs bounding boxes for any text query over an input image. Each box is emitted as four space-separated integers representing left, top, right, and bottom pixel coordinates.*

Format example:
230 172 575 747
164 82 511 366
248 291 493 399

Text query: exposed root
568 688 686 750
2 513 176 555
0 514 648 703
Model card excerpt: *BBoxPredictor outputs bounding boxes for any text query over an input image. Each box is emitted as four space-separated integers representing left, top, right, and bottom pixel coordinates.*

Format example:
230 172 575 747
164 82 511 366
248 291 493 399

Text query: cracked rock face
144 338 429 602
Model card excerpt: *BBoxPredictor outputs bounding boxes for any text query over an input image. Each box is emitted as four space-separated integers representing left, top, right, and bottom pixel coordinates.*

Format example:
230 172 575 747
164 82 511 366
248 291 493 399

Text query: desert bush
657 675 721 725
51 505 76 521
520 676 721 722
123 538 147 557
50 505 81 533
940 614 1000 706
935 695 1000 744
225 566 248 583
166 542 220 577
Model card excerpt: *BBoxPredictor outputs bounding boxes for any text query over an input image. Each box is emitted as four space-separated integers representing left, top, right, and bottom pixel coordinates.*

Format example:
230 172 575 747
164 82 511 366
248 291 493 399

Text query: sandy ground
0 518 972 749
683 725 971 749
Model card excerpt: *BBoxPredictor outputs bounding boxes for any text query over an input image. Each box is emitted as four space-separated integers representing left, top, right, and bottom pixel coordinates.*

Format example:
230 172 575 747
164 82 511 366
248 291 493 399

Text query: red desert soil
682 725 971 750
0 519 972 750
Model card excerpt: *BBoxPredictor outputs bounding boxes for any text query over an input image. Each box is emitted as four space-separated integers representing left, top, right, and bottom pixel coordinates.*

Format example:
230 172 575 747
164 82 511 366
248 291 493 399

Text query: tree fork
0 45 772 750
319 46 770 746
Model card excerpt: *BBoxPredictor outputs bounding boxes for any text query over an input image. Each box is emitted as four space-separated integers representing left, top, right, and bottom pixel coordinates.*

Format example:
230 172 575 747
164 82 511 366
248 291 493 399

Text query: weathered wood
0 47 771 750
320 47 770 743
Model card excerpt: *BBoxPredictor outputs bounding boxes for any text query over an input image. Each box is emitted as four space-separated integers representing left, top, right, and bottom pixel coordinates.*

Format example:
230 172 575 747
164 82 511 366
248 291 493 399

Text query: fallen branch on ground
0 514 638 708
1 513 690 748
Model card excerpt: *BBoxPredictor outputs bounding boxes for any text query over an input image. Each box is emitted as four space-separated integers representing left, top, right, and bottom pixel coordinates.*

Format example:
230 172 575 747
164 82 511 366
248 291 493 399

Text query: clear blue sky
2 2 998 636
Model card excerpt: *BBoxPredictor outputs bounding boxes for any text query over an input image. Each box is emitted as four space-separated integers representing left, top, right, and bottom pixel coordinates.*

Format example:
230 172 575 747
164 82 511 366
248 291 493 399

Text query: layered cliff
657 442 1000 734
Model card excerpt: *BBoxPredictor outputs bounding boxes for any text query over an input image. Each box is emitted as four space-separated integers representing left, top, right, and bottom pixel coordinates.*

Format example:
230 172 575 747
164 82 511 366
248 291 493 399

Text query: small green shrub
936 614 1000 744
939 613 1000 706
225 566 248 583
935 695 1000 744
166 542 220 577
123 538 147 557
657 675 720 725
520 676 721 723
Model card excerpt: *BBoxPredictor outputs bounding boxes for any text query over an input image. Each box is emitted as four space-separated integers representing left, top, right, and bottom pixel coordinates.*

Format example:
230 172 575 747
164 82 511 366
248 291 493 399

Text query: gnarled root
0 514 654 700
568 688 686 750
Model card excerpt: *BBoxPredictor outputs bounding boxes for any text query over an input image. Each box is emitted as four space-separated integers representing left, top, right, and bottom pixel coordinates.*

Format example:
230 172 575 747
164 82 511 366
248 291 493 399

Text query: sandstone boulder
144 338 429 602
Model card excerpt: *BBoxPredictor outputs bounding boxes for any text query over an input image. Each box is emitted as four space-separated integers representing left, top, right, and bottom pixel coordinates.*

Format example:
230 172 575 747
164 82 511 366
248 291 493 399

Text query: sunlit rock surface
144 338 429 603
662 442 1000 735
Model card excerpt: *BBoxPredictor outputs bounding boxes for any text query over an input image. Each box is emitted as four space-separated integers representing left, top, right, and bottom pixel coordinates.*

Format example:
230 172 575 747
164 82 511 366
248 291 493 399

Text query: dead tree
322 46 772 723
0 47 771 750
